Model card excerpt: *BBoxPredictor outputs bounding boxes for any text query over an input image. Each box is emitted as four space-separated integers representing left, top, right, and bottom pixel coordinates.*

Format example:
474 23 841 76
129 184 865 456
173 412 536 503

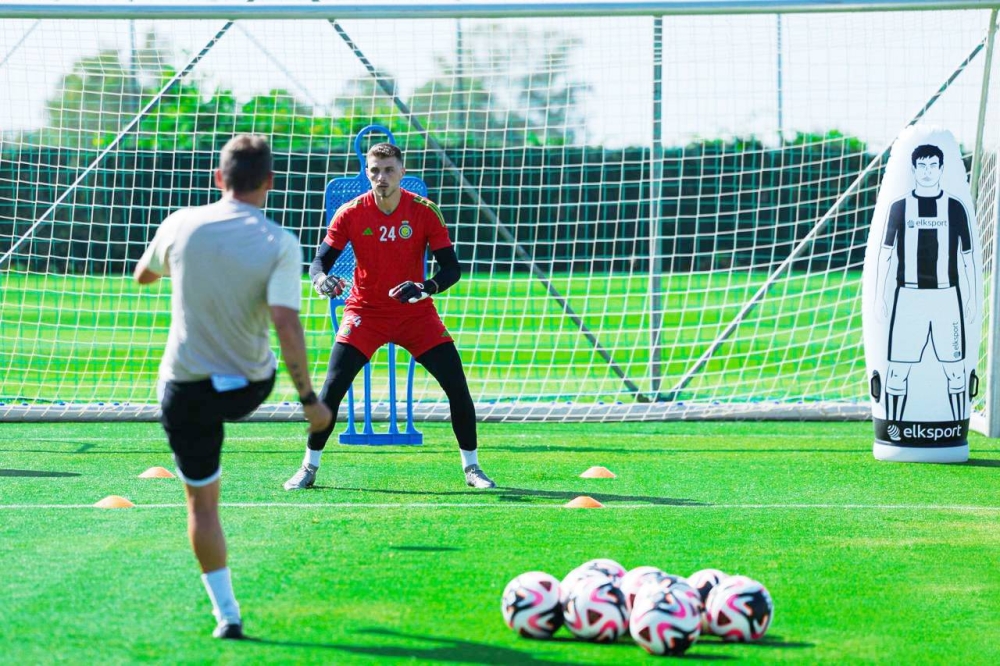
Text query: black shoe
213 621 245 640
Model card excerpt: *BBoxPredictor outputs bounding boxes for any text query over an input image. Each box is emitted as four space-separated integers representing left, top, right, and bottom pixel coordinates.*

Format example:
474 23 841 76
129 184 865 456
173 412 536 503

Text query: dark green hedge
0 141 882 275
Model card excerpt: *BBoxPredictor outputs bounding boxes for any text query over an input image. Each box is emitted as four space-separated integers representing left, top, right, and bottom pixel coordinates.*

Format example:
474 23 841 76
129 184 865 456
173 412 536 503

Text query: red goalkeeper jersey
323 189 453 314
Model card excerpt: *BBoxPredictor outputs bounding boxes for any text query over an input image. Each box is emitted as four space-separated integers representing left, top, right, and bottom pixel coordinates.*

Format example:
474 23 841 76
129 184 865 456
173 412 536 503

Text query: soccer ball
559 558 626 605
562 575 628 642
629 581 702 656
634 574 704 622
687 568 729 631
632 573 700 606
687 568 728 604
618 566 665 616
501 571 564 639
705 575 774 642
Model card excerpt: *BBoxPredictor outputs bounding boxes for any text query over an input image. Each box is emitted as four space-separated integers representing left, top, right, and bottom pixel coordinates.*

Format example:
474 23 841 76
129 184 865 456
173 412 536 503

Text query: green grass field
2 420 998 664
1 271 864 408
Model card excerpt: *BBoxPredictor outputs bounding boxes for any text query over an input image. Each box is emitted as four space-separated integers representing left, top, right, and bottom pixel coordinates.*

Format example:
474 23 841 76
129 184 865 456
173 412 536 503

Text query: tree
408 23 590 148
330 72 416 148
238 89 339 152
42 50 134 150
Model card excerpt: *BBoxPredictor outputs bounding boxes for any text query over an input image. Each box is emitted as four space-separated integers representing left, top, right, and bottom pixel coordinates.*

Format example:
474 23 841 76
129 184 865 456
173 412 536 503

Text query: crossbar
1 1 997 20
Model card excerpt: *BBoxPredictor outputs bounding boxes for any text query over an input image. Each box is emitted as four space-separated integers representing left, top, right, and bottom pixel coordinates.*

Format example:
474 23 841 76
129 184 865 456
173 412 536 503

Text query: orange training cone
564 496 604 508
579 466 616 478
94 495 135 509
139 466 175 479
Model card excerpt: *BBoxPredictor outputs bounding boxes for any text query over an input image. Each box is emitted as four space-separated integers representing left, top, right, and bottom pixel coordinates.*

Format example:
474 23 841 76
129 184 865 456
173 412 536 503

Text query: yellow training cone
579 466 616 478
94 495 135 509
139 466 175 479
564 496 605 508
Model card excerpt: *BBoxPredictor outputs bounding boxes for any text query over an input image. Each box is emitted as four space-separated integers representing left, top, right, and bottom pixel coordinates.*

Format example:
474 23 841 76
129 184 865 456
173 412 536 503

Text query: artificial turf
2 420 998 664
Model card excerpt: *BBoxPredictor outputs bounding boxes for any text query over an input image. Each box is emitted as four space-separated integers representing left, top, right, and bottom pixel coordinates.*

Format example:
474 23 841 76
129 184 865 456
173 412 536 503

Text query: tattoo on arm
285 360 311 395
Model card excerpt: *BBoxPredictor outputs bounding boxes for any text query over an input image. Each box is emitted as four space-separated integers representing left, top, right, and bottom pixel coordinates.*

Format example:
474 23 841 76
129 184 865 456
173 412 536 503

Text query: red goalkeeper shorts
335 305 454 359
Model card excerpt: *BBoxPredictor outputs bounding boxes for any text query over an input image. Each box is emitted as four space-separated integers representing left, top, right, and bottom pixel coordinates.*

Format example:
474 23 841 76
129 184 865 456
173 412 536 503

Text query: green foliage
786 129 868 154
42 49 137 150
331 73 421 151
32 25 589 153
410 24 590 148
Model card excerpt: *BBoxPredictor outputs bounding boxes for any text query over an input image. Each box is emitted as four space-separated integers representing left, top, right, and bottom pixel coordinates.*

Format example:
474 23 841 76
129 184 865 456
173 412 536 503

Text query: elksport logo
906 218 947 228
887 425 901 441
902 424 963 441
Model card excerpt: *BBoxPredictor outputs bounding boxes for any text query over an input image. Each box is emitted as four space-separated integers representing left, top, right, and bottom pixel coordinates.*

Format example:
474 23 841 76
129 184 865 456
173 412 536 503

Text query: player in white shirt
134 135 332 639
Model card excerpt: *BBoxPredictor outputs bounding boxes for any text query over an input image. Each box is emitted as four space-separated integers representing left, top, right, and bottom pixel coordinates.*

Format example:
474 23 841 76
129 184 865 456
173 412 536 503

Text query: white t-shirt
140 198 303 382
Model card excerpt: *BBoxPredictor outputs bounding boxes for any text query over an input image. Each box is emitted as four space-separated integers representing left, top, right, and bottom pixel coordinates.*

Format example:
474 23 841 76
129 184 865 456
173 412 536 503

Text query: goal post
2 0 1000 431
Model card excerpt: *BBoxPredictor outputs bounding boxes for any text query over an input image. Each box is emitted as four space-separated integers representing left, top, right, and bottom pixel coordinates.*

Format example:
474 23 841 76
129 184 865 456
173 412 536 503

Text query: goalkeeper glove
312 273 347 298
389 280 436 304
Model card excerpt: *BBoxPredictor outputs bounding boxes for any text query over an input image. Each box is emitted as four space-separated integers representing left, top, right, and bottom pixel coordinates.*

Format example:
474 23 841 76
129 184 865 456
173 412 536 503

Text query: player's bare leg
184 479 243 639
285 342 367 490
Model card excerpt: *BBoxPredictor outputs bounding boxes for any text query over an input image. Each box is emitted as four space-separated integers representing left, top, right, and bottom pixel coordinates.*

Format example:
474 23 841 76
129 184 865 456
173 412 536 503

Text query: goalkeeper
283 142 495 491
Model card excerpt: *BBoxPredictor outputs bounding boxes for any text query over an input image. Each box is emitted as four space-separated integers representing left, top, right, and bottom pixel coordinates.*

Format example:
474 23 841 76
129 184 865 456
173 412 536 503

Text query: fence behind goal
2 1 1000 431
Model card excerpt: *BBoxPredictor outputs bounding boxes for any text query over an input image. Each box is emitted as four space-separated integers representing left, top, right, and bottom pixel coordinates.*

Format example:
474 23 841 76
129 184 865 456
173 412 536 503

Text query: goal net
2 1 1000 428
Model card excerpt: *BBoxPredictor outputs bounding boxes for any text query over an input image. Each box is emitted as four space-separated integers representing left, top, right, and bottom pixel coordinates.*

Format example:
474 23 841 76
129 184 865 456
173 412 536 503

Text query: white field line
0 502 999 511
0 433 869 443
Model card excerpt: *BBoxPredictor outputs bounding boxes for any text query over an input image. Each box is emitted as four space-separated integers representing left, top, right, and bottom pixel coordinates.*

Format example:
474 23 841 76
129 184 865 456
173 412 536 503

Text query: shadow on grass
246 627 591 665
0 469 81 478
323 484 705 506
243 628 809 661
963 458 1000 468
698 634 814 649
485 445 863 455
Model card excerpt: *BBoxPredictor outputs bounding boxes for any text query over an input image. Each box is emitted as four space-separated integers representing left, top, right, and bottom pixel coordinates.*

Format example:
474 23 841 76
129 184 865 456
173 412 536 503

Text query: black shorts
159 373 275 486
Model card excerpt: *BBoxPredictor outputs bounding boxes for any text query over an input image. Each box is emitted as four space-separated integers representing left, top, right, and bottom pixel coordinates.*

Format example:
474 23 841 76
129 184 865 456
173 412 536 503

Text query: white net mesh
1 6 998 422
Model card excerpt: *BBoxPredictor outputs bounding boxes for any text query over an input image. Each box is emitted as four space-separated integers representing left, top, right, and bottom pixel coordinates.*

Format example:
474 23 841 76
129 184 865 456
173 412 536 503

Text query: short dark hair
367 142 403 163
911 143 944 167
219 134 273 192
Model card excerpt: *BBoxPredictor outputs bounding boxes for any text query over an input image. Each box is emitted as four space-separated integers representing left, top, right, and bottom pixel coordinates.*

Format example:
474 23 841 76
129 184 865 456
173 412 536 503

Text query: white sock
202 567 240 625
305 448 323 468
460 448 478 469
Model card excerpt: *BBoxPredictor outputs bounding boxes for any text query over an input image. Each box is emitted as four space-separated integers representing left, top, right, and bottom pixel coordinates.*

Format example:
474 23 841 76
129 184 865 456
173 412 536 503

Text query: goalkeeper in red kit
283 142 495 490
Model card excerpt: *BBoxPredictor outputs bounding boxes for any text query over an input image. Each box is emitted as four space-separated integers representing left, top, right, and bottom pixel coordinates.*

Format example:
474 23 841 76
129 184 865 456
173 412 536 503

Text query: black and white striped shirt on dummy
882 190 972 289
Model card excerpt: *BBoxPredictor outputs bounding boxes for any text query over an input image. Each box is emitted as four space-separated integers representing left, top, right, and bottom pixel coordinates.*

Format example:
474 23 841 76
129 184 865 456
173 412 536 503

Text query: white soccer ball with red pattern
705 575 774 642
619 566 665 616
501 571 564 639
562 575 628 642
559 558 626 605
634 574 704 622
629 581 702 656
687 568 729 631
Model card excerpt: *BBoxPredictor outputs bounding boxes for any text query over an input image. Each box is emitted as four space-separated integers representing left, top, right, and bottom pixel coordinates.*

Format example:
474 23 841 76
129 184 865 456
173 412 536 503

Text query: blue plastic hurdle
323 125 424 446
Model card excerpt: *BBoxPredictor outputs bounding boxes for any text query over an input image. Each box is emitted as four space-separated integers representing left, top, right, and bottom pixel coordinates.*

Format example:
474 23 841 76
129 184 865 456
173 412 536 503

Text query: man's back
155 198 301 381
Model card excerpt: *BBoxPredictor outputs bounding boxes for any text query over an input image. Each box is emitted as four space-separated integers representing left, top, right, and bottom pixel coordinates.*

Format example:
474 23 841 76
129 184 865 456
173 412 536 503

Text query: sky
2 9 999 151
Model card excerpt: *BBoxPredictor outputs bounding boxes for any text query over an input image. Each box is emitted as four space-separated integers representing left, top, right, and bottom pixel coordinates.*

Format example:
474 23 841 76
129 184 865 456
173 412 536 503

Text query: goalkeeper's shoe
283 463 318 491
464 464 496 489
213 621 245 640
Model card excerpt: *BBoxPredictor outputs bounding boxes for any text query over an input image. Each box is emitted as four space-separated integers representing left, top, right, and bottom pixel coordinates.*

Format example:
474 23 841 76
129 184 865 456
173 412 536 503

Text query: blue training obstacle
323 124 424 445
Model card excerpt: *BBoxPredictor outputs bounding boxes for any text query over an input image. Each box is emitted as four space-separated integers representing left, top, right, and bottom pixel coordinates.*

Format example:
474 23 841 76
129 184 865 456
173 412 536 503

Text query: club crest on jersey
399 221 413 239
362 227 374 236
339 315 361 337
